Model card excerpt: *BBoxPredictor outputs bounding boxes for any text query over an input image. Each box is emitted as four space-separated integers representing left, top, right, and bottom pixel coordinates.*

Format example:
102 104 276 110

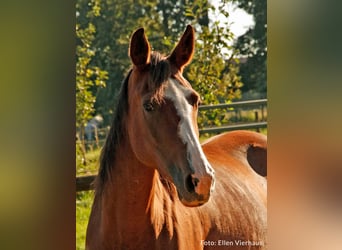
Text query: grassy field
76 191 94 250
76 147 101 176
76 148 99 250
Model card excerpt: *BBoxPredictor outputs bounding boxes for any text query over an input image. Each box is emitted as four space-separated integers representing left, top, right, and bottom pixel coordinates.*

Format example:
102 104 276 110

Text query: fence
198 99 267 134
76 99 267 192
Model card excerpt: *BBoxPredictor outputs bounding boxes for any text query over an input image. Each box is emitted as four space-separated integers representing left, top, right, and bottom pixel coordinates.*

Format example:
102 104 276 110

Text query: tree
77 0 165 125
76 0 108 163
185 0 243 127
76 23 107 131
76 0 243 128
232 0 267 98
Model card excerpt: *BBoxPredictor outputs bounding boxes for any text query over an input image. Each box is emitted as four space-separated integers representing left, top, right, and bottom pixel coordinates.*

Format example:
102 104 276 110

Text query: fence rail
198 99 267 111
198 98 267 135
199 121 267 134
77 99 267 192
76 175 96 192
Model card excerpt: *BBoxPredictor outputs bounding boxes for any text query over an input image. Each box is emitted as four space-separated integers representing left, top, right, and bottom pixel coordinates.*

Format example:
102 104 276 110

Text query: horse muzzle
178 163 215 207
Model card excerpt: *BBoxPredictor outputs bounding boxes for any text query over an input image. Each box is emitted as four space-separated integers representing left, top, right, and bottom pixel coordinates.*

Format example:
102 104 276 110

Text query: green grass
76 148 101 176
76 191 94 250
225 109 267 123
258 127 268 135
76 148 100 250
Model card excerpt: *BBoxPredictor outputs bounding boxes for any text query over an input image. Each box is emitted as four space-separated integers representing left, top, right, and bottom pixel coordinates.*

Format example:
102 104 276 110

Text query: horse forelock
147 51 171 104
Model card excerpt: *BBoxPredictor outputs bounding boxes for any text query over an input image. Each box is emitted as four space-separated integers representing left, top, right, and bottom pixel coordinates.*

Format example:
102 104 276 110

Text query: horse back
200 130 267 249
202 130 267 177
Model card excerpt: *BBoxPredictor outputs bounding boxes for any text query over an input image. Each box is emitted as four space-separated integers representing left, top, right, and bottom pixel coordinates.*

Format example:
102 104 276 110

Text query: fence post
94 126 99 149
254 111 259 122
254 111 260 132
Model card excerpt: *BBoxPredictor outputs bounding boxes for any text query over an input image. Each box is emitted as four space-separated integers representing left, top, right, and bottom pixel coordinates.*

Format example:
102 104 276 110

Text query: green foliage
76 3 107 130
75 0 268 129
76 0 243 127
232 0 267 97
76 0 108 166
77 0 166 124
184 0 243 127
187 25 243 104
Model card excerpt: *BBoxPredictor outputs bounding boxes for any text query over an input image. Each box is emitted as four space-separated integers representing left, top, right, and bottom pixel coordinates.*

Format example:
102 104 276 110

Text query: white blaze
164 79 214 176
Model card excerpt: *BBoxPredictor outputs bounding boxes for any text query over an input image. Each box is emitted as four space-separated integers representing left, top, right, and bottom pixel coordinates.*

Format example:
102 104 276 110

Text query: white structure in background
85 115 103 141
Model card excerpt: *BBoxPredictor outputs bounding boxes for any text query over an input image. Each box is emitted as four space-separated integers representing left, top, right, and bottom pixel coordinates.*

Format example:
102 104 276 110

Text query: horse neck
100 137 165 234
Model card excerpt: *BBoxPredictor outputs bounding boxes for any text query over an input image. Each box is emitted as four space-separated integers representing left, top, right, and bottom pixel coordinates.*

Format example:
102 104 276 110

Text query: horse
86 25 267 250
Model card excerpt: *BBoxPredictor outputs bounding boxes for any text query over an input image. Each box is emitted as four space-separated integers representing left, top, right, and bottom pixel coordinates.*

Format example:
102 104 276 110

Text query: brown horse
86 25 267 250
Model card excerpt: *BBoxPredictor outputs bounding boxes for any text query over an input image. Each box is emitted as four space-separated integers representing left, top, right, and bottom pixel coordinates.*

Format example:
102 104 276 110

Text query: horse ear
168 25 195 71
129 28 151 68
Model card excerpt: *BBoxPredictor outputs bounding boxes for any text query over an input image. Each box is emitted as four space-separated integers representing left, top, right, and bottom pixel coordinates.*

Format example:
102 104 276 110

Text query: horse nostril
192 176 199 188
186 174 195 193
185 173 214 198
185 174 201 193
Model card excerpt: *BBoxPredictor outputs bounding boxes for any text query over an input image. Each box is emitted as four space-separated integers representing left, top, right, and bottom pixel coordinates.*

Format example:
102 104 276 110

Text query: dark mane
94 69 131 195
95 52 170 195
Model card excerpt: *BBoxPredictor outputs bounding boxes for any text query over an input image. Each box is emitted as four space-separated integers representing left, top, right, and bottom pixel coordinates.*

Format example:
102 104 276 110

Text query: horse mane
94 69 131 195
95 52 171 195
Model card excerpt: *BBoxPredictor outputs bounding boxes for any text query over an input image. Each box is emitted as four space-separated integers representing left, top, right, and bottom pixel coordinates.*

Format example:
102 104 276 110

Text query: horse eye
143 102 154 112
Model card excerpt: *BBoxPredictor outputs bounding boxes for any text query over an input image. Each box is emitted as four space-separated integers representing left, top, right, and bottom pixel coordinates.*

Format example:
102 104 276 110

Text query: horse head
126 25 215 207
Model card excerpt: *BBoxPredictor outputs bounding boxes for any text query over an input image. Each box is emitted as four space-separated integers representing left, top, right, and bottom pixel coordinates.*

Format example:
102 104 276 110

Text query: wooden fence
76 99 267 192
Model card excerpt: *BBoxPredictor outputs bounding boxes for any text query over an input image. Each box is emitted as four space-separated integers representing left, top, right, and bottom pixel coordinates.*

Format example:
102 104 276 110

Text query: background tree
232 0 266 99
76 0 244 128
185 0 243 127
76 0 165 125
76 0 108 163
